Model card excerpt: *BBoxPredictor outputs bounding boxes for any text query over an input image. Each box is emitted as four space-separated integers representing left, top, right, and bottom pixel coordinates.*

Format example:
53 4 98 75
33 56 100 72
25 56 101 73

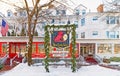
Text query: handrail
10 54 18 66
94 55 103 63
0 54 9 64
78 55 85 62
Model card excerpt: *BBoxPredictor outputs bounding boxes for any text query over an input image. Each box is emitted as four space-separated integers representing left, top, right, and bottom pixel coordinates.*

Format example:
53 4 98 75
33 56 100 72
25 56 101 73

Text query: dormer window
56 10 59 15
67 20 70 24
93 16 98 21
20 11 23 16
82 9 86 15
51 19 55 24
75 9 80 15
62 10 66 15
7 10 12 17
23 11 26 16
8 12 11 17
56 10 66 15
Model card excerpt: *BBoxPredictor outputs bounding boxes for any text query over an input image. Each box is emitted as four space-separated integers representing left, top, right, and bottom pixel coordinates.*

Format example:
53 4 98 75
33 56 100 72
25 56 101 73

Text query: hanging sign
51 31 69 47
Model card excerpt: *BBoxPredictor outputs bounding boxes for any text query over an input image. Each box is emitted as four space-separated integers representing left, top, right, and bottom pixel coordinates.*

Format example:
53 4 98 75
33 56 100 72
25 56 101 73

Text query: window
81 18 85 26
7 12 11 17
76 34 78 38
56 10 66 15
81 32 85 38
38 44 45 53
42 22 46 29
75 9 80 15
114 44 120 54
23 11 26 16
110 16 115 24
62 10 66 15
82 9 86 15
106 16 119 24
62 21 65 24
109 31 115 38
20 12 23 16
116 16 119 24
67 20 70 24
56 10 59 15
32 44 36 53
74 21 78 28
97 44 112 54
9 26 14 29
93 16 98 21
92 31 98 35
106 16 109 24
106 31 119 38
2 43 7 53
51 19 55 24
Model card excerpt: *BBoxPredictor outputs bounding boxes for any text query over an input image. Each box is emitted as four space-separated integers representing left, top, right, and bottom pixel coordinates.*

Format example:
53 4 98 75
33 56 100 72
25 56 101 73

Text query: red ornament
53 48 56 51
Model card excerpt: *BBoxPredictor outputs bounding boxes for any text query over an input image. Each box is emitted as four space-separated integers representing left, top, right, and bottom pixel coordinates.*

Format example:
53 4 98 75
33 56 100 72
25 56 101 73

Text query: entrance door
80 46 88 57
80 43 95 57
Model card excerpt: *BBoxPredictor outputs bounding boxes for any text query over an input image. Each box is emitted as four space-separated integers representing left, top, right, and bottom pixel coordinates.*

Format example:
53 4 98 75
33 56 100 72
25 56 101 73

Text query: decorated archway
44 24 76 72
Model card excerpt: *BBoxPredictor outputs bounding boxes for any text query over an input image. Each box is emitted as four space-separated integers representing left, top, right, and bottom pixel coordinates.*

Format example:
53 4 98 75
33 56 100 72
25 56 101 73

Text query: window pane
110 16 115 24
114 44 120 54
32 44 36 53
106 16 109 24
74 21 78 28
75 9 79 15
2 43 7 53
93 31 98 35
81 32 85 38
38 44 45 53
81 18 85 26
97 44 112 54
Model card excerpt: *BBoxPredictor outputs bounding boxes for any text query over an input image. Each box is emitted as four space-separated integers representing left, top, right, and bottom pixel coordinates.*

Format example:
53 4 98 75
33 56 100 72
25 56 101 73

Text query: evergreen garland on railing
44 25 50 72
71 25 76 72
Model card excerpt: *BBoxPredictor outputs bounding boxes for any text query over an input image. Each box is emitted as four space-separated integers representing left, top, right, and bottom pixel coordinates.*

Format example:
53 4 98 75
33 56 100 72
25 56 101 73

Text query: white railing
0 54 9 64
94 55 103 63
10 55 18 66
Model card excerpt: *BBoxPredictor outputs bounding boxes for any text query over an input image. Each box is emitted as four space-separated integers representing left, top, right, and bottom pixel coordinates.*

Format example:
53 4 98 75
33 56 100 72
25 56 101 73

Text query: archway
44 24 76 72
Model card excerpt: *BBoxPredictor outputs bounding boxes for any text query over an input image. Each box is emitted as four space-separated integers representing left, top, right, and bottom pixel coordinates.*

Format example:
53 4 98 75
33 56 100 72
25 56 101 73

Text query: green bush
0 64 3 70
109 57 120 62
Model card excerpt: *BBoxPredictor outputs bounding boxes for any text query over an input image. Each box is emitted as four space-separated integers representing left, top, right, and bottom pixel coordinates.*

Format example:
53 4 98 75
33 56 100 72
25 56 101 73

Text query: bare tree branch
39 0 55 10
30 0 40 17
0 0 22 9
24 0 29 15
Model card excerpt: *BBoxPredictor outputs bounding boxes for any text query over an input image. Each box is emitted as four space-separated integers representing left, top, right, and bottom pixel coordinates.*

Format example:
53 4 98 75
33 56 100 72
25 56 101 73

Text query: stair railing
94 55 103 63
10 54 18 66
0 54 9 64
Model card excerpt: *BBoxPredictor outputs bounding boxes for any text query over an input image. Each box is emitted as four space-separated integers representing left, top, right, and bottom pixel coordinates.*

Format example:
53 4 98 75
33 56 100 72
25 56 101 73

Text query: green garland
71 25 76 72
44 24 76 72
44 25 50 72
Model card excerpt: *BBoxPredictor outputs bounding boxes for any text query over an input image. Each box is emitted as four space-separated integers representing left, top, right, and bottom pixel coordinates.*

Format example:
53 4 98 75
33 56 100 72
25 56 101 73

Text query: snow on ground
1 63 120 76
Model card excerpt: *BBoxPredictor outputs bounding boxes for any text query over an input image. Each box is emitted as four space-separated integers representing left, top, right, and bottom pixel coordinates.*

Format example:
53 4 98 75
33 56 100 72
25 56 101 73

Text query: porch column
7 42 9 54
95 43 98 55
36 43 38 54
78 43 80 57
111 43 114 54
0 43 2 54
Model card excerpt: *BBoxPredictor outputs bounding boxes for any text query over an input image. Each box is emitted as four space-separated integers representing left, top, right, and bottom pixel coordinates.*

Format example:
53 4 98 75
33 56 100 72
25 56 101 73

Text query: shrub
109 57 120 62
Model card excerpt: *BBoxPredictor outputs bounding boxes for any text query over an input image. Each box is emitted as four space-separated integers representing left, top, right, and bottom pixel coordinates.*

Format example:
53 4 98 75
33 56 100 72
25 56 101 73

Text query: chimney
97 4 103 13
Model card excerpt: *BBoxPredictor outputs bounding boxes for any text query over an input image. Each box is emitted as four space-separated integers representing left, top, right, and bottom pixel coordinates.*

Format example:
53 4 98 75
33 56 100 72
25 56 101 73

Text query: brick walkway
0 62 18 73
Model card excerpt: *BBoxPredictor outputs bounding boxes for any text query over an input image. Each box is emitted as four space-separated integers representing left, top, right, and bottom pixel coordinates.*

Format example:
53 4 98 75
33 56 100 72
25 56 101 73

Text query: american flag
1 19 9 36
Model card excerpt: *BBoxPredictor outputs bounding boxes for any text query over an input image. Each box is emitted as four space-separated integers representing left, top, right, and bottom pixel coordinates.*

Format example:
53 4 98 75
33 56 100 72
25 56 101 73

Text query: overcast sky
0 0 103 15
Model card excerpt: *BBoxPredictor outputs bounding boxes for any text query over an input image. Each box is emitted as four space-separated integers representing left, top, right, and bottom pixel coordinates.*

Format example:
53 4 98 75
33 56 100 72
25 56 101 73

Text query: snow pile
1 63 120 76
